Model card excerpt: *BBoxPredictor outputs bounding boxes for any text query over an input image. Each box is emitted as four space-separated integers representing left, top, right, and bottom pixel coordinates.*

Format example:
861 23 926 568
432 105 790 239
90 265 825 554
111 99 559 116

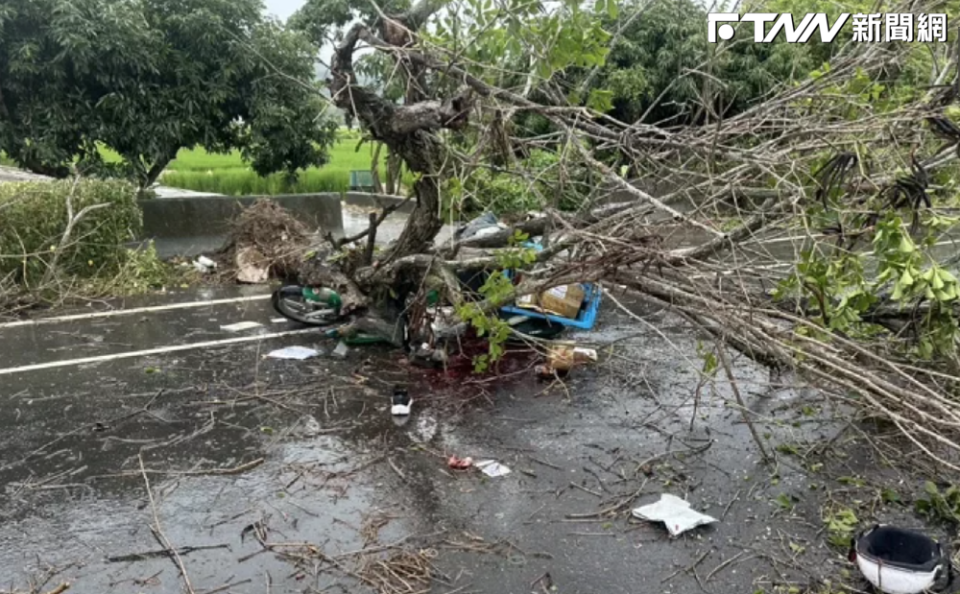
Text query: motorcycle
271 280 566 347
271 285 345 327
271 284 396 346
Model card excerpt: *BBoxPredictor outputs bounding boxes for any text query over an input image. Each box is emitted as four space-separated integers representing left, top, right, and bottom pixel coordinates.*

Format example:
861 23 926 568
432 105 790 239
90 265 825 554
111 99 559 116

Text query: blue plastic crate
498 240 602 330
500 281 602 330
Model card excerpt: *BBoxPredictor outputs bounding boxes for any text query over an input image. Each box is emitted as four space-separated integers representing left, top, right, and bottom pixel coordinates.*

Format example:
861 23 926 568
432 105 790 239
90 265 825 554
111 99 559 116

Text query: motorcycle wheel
271 286 342 327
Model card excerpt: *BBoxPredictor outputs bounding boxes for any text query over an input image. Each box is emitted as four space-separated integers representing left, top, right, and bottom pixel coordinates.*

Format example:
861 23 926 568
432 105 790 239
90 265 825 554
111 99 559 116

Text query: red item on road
448 456 473 470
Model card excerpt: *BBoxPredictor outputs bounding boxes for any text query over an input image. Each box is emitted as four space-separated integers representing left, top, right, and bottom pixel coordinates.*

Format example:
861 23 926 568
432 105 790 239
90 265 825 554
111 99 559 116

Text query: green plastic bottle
303 286 342 311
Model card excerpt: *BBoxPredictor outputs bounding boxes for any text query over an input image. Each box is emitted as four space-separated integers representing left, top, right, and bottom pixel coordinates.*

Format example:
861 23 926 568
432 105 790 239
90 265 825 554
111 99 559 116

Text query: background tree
560 0 823 127
291 0 413 196
0 0 338 189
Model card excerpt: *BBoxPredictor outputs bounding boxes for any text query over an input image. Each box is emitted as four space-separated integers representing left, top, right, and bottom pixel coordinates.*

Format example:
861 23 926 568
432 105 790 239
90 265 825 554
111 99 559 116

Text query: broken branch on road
139 454 197 594
106 544 231 563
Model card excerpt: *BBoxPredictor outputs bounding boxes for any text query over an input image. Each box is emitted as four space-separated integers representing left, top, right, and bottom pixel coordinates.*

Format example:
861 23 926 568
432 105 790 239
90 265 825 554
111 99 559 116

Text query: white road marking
0 294 272 329
0 328 319 377
220 321 265 332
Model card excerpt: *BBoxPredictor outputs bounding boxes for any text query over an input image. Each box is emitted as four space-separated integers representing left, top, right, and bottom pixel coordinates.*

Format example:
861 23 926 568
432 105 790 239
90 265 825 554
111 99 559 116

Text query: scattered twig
569 482 602 498
139 454 196 594
109 458 265 479
106 544 231 563
528 456 562 470
565 480 649 520
661 549 713 584
720 489 741 521
199 578 253 594
633 442 714 477
388 458 407 481
705 551 750 582
716 341 770 464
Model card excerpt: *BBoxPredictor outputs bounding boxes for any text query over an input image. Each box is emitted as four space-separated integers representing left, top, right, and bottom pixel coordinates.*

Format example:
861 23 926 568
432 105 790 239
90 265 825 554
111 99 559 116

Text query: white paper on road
266 346 320 360
632 493 718 537
332 341 350 358
220 321 264 332
474 460 511 477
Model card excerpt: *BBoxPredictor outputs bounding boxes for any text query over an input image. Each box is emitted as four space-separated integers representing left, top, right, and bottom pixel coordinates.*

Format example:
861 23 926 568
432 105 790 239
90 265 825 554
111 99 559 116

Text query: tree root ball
217 199 311 282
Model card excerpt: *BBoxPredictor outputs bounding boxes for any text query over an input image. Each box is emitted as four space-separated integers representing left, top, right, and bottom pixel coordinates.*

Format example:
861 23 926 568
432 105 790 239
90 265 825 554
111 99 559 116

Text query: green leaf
774 494 795 510
606 0 618 19
900 268 914 286
776 443 799 456
932 271 945 290
586 89 614 113
891 283 904 301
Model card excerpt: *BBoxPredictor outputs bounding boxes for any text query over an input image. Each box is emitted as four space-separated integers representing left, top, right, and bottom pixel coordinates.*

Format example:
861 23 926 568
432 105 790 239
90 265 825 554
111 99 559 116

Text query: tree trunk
329 17 474 265
20 157 70 179
382 175 443 263
370 142 384 194
386 153 401 195
143 154 173 189
0 85 11 120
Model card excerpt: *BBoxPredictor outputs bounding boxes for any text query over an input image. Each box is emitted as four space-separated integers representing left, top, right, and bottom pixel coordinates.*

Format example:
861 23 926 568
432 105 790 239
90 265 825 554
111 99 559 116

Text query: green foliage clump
916 481 960 525
823 506 859 548
0 180 142 286
114 241 180 292
455 233 539 372
570 0 821 126
0 0 338 188
775 209 960 359
448 150 592 217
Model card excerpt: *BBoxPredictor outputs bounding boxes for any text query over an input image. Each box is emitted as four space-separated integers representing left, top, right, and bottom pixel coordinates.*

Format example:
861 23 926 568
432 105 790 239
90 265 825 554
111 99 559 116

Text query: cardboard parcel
516 283 586 320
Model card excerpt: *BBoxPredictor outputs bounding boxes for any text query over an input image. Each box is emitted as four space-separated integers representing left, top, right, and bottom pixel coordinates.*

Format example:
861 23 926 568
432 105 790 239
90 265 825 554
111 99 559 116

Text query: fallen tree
276 0 960 469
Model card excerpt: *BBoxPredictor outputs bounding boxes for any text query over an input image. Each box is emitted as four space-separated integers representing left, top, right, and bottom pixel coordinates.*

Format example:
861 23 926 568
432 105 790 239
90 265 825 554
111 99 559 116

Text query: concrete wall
138 191 420 258
139 193 345 239
342 192 413 213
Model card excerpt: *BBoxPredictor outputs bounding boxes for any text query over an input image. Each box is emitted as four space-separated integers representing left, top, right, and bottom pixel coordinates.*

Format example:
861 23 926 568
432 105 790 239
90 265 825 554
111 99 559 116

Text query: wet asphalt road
0 285 942 594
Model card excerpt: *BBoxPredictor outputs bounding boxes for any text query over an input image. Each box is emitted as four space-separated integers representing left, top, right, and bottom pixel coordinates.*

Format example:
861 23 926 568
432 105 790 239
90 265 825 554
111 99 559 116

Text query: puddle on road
0 334 415 593
0 293 940 594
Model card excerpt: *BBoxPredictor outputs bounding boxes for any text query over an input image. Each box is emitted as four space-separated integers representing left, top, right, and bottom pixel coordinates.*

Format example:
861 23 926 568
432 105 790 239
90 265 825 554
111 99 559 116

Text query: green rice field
3 129 411 195
143 129 409 195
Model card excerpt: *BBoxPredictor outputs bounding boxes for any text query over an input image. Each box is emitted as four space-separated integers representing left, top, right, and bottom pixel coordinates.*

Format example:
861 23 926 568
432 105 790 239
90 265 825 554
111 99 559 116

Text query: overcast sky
264 0 725 22
264 0 306 21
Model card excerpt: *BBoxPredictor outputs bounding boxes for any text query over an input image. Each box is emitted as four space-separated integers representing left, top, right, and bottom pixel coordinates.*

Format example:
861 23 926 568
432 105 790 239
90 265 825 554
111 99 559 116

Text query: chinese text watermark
708 12 948 44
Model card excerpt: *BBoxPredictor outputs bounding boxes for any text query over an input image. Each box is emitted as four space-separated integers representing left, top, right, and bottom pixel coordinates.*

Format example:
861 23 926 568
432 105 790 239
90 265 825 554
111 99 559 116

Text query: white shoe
391 387 413 416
